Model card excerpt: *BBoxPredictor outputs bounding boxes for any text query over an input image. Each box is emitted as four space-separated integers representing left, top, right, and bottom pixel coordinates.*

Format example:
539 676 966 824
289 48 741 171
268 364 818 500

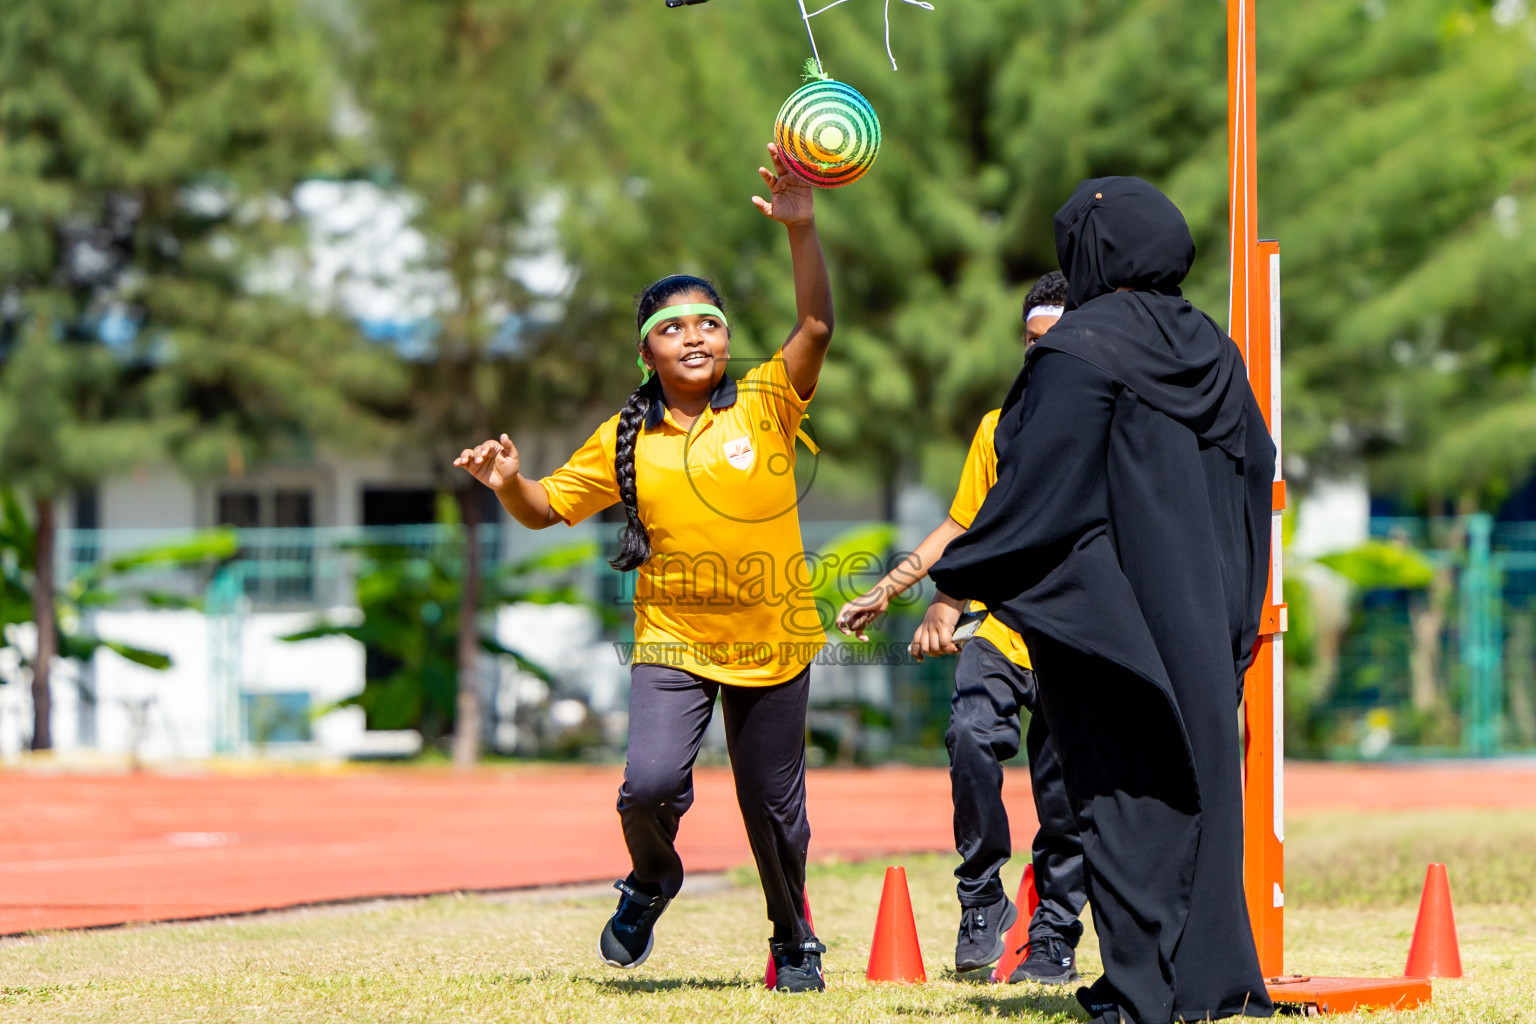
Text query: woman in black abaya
929 177 1275 1024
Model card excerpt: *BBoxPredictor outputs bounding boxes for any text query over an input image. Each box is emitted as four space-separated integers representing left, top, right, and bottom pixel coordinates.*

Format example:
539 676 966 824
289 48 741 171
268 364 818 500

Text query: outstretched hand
752 143 814 227
454 433 520 491
835 586 891 643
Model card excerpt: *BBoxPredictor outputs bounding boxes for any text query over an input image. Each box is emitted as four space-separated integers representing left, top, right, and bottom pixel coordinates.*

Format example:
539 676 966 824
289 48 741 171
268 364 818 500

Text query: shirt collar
642 373 738 430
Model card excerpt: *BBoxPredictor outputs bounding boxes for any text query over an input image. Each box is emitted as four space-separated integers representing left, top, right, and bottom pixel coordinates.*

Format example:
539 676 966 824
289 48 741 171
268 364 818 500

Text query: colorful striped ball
773 79 881 189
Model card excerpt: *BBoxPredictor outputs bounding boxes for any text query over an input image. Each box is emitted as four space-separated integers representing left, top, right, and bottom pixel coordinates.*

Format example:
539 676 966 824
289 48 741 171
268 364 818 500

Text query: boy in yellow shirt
837 272 1084 983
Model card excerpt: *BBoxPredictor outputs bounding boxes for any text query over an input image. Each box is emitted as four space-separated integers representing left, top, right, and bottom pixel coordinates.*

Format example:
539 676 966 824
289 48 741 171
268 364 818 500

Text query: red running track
4 761 1534 935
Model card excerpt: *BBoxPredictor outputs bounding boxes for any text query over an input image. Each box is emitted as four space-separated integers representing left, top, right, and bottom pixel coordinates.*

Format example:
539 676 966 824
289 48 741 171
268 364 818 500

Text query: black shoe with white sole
769 936 827 993
954 894 1017 972
1009 933 1079 984
598 879 670 969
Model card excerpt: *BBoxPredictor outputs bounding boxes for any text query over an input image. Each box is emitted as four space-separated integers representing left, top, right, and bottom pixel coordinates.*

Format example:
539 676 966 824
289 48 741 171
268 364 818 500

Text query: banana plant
282 538 602 744
0 490 240 681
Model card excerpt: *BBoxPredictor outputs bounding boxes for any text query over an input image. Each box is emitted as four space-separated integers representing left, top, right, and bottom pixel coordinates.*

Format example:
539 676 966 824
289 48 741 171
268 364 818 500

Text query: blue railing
54 517 1536 759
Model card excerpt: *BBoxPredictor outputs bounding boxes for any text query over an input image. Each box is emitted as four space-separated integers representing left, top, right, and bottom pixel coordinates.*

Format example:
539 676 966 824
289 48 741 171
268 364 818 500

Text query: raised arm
752 144 833 400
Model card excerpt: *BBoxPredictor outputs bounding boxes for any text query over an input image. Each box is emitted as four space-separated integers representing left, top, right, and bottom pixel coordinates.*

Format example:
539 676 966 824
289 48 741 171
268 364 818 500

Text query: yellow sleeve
741 351 814 440
539 417 621 526
947 409 1001 529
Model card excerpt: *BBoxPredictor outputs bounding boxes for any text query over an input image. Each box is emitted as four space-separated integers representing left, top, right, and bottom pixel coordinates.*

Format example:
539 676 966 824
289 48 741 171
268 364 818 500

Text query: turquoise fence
1314 514 1536 758
56 517 1536 761
62 523 605 754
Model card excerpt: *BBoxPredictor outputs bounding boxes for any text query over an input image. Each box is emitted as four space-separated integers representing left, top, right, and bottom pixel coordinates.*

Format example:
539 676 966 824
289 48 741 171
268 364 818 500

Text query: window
362 487 437 526
70 486 100 568
274 490 313 528
215 487 317 605
216 491 261 529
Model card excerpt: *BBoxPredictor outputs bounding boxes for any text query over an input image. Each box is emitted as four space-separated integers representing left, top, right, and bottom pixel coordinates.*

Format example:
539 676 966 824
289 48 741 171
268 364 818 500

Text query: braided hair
609 274 728 571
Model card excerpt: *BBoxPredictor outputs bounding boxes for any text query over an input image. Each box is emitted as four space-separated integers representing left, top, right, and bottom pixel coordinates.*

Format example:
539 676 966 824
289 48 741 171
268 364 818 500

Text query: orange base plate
1267 976 1432 1015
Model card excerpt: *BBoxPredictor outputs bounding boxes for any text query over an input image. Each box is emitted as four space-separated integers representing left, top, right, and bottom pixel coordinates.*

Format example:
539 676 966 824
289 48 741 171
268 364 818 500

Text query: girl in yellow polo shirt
454 144 832 992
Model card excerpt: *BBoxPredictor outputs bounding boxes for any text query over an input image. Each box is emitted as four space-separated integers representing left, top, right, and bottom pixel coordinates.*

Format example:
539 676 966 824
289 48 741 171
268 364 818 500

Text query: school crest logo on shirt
723 435 755 471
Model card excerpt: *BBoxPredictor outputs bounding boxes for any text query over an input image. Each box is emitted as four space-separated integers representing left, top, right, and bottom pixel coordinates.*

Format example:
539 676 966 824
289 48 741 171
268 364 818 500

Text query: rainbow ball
773 79 881 189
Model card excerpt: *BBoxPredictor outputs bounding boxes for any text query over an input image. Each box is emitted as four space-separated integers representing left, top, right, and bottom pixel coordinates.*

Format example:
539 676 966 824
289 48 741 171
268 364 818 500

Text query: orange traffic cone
991 863 1041 983
1404 863 1462 978
867 866 926 983
765 891 817 989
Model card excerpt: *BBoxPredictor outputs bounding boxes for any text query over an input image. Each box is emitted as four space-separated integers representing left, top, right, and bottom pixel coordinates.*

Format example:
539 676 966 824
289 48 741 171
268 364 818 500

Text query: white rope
804 0 857 16
798 0 934 76
795 0 827 76
884 0 934 71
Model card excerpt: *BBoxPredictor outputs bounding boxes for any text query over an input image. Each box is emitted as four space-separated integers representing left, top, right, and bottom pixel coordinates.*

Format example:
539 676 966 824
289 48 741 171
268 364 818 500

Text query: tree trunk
30 496 56 752
452 487 484 768
1408 588 1446 713
1409 555 1456 713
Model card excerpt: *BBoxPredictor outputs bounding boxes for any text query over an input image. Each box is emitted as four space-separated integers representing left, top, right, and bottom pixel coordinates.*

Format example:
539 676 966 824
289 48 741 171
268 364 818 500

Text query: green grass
1285 809 1536 907
2 810 1534 1023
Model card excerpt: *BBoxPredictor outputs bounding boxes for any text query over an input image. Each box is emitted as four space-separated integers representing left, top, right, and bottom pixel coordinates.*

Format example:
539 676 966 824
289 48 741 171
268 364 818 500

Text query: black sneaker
598 879 669 969
769 936 827 993
1010 933 1079 984
954 894 1017 972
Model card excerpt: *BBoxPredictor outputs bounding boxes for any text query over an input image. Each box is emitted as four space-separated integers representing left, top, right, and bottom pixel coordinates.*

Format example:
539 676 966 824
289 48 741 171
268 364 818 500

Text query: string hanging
796 0 935 74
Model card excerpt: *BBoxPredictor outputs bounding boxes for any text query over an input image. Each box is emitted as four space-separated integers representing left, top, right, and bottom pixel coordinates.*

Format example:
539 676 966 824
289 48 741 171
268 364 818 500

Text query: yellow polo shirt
540 353 825 686
947 409 1033 670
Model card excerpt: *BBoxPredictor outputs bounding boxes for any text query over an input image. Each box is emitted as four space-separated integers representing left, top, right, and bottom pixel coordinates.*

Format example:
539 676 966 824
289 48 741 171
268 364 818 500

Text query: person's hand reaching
751 143 814 227
835 586 892 643
454 434 520 491
910 593 965 661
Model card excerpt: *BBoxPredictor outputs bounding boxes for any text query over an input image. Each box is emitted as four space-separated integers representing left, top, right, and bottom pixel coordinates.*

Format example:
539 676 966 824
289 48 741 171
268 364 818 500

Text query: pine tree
561 0 1536 508
0 0 399 749
337 0 602 765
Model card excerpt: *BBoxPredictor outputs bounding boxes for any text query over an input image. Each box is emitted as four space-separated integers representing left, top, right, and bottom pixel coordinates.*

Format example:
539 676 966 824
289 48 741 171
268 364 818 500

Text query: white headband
1026 304 1065 321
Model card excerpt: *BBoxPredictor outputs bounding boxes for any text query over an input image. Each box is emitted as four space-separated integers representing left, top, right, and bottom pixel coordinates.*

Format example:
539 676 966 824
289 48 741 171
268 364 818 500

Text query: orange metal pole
1229 4 1433 1011
1227 0 1257 361
1244 240 1286 979
1229 0 1286 981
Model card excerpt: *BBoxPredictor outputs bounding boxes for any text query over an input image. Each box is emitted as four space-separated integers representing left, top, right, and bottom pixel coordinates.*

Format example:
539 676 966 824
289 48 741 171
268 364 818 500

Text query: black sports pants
619 662 813 940
945 637 1087 946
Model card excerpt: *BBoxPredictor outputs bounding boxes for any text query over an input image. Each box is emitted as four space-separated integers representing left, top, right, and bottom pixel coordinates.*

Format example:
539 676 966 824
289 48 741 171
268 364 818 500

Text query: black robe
931 178 1274 1024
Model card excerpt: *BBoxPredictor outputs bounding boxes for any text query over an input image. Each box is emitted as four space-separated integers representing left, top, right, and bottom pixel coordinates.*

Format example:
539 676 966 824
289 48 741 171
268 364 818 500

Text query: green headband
636 303 729 380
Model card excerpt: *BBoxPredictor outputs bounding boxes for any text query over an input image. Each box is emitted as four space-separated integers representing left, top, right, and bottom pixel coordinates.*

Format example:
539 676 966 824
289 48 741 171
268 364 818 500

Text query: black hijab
998 177 1251 459
930 177 1279 1023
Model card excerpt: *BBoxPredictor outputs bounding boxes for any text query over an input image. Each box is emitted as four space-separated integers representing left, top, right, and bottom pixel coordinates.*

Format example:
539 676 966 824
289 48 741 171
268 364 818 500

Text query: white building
1 181 894 763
